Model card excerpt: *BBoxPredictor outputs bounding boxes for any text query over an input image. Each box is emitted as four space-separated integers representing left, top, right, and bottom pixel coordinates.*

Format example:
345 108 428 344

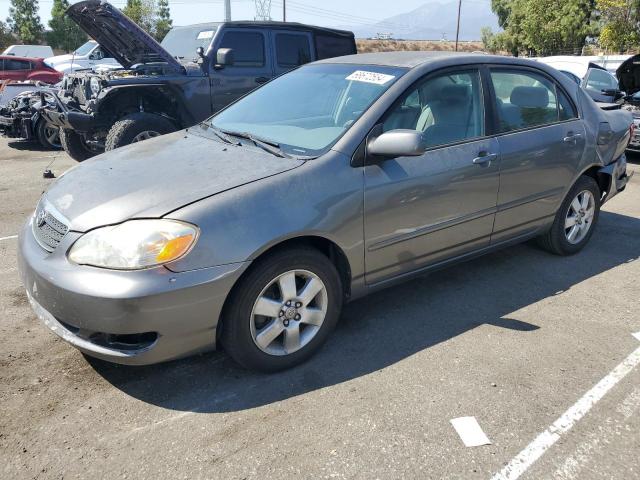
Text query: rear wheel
60 129 99 162
221 248 343 372
34 119 61 150
537 175 601 255
105 112 176 151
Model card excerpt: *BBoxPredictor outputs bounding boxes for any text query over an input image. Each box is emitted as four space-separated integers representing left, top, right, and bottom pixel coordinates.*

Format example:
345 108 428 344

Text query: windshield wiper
221 130 290 158
201 123 240 145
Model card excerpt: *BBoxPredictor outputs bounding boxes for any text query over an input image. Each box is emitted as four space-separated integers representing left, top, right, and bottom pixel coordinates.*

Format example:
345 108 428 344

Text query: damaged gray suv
19 52 633 372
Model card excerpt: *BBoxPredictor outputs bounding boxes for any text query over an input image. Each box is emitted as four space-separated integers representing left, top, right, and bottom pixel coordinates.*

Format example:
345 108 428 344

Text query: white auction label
346 70 396 85
197 30 214 40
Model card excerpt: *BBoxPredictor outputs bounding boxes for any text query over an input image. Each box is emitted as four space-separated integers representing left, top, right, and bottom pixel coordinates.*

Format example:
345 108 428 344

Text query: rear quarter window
315 34 356 60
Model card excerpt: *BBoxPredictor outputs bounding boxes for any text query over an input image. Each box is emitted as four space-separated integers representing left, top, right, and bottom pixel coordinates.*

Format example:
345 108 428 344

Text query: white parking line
0 235 18 241
490 332 640 480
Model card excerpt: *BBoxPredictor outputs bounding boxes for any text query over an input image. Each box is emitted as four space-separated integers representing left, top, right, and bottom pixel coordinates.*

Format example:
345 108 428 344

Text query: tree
489 0 597 56
0 21 15 51
7 0 43 44
154 0 172 42
122 0 156 35
597 0 640 52
47 0 86 52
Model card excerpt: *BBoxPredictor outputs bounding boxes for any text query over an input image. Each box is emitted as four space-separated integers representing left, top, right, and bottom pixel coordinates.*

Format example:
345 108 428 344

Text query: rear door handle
472 152 497 166
255 76 269 84
563 132 582 144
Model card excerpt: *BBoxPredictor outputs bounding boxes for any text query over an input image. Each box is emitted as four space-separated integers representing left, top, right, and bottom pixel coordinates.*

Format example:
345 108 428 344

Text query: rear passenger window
382 70 484 148
4 59 30 70
219 31 265 67
275 33 311 68
490 70 571 132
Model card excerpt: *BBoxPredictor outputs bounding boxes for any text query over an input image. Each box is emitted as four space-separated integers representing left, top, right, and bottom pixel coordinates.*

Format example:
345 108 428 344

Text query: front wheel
34 119 61 150
104 112 176 151
60 129 100 162
537 175 601 255
221 248 343 372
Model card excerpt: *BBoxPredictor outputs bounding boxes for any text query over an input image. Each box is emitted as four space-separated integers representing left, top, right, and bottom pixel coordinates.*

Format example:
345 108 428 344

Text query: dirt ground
1 138 639 479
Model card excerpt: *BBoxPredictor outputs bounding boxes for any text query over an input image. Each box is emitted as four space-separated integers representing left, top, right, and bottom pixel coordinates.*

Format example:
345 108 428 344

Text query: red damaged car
0 56 62 84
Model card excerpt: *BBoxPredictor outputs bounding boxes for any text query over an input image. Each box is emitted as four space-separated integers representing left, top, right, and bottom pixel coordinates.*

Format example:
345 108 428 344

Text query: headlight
89 76 102 96
68 219 198 270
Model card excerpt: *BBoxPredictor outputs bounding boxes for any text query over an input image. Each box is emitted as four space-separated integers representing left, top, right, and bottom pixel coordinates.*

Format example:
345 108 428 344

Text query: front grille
32 202 69 252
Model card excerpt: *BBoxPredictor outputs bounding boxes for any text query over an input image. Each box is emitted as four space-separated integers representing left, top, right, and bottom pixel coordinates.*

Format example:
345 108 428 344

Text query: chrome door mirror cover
367 129 427 158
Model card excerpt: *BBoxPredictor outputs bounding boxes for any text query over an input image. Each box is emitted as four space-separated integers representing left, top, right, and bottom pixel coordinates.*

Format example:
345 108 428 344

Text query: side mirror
215 48 234 68
368 129 427 158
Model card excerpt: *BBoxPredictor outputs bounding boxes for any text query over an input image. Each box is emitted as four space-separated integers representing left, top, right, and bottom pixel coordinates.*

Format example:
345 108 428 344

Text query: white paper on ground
450 416 492 447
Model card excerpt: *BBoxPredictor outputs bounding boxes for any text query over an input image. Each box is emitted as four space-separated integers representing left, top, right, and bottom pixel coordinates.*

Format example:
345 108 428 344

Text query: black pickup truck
38 0 356 161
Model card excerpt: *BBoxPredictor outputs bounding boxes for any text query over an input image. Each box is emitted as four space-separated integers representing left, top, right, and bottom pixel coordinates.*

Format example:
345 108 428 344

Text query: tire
35 120 61 150
60 129 99 162
537 175 601 255
221 248 343 372
104 112 176 151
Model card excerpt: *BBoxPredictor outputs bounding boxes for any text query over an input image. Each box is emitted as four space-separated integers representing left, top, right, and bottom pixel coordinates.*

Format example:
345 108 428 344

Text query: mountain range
341 1 500 41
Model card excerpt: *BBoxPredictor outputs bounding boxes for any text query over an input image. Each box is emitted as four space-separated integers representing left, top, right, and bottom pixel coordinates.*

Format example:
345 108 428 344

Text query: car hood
617 54 640 96
66 0 182 71
44 129 304 232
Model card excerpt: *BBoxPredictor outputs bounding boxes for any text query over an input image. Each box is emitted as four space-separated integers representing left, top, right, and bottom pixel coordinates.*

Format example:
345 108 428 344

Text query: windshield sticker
197 30 214 40
346 70 396 85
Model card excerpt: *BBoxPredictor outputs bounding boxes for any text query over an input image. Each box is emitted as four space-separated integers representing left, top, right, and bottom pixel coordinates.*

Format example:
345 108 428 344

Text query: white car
44 40 120 74
2 45 54 58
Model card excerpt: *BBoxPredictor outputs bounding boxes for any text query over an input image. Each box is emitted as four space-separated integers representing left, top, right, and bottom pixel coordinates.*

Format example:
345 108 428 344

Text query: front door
364 68 500 284
487 67 586 242
211 29 274 112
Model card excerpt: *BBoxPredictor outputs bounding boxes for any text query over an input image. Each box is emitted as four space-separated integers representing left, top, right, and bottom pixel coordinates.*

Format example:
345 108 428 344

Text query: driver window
382 70 484 148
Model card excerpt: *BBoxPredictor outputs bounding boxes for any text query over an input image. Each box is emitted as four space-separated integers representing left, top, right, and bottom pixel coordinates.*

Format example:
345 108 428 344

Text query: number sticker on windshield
346 71 396 85
197 30 214 40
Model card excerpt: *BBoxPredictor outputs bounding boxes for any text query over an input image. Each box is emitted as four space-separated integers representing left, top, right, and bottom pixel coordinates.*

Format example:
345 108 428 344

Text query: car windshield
74 41 96 56
210 64 406 157
161 25 219 61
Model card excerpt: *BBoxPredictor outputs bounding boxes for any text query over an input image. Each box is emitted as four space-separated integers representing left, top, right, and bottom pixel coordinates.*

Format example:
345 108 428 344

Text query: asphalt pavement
1 138 639 479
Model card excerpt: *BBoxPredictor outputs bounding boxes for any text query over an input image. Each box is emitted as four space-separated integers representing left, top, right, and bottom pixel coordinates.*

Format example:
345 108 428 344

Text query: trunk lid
66 0 183 71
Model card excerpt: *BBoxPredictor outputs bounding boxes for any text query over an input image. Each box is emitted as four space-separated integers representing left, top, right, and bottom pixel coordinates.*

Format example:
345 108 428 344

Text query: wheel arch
216 234 353 339
580 164 611 200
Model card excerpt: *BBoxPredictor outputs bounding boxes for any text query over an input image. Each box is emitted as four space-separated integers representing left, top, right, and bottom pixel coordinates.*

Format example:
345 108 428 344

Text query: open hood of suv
66 0 183 71
617 54 640 96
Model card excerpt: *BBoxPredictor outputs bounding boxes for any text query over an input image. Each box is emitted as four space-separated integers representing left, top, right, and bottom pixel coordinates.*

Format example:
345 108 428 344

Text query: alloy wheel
564 190 595 244
250 269 328 356
132 130 161 143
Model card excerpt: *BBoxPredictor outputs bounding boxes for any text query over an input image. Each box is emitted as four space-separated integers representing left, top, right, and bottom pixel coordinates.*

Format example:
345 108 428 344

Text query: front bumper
18 218 249 365
40 91 95 132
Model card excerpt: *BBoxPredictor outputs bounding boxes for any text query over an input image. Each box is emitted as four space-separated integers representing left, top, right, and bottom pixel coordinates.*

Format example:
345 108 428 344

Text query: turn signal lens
155 234 195 263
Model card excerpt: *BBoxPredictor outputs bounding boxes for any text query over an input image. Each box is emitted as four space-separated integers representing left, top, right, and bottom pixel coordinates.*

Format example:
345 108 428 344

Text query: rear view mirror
196 46 205 58
215 48 234 68
368 129 427 158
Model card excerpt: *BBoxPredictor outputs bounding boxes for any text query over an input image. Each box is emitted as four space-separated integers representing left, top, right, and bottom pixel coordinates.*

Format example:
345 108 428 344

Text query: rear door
271 30 314 76
1 58 31 81
211 28 273 111
488 67 585 243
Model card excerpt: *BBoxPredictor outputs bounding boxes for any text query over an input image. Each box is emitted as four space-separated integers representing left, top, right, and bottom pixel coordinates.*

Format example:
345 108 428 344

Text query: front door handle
563 132 583 144
255 76 269 84
472 152 497 166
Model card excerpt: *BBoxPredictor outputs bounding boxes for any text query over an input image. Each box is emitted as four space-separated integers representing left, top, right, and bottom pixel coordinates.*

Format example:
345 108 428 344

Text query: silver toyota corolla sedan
18 52 633 371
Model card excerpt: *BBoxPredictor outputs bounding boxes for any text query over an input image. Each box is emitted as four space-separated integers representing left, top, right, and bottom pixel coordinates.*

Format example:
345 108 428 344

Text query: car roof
221 20 354 37
313 51 530 68
0 55 39 62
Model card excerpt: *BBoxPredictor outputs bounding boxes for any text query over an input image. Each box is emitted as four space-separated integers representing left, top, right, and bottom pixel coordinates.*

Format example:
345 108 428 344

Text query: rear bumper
600 154 633 203
18 218 249 365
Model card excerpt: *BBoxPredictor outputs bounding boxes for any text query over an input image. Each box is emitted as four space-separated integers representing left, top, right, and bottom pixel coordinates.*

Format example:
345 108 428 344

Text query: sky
0 0 434 29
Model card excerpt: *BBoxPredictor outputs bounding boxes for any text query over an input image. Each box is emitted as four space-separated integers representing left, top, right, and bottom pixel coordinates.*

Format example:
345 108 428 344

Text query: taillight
629 123 635 146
